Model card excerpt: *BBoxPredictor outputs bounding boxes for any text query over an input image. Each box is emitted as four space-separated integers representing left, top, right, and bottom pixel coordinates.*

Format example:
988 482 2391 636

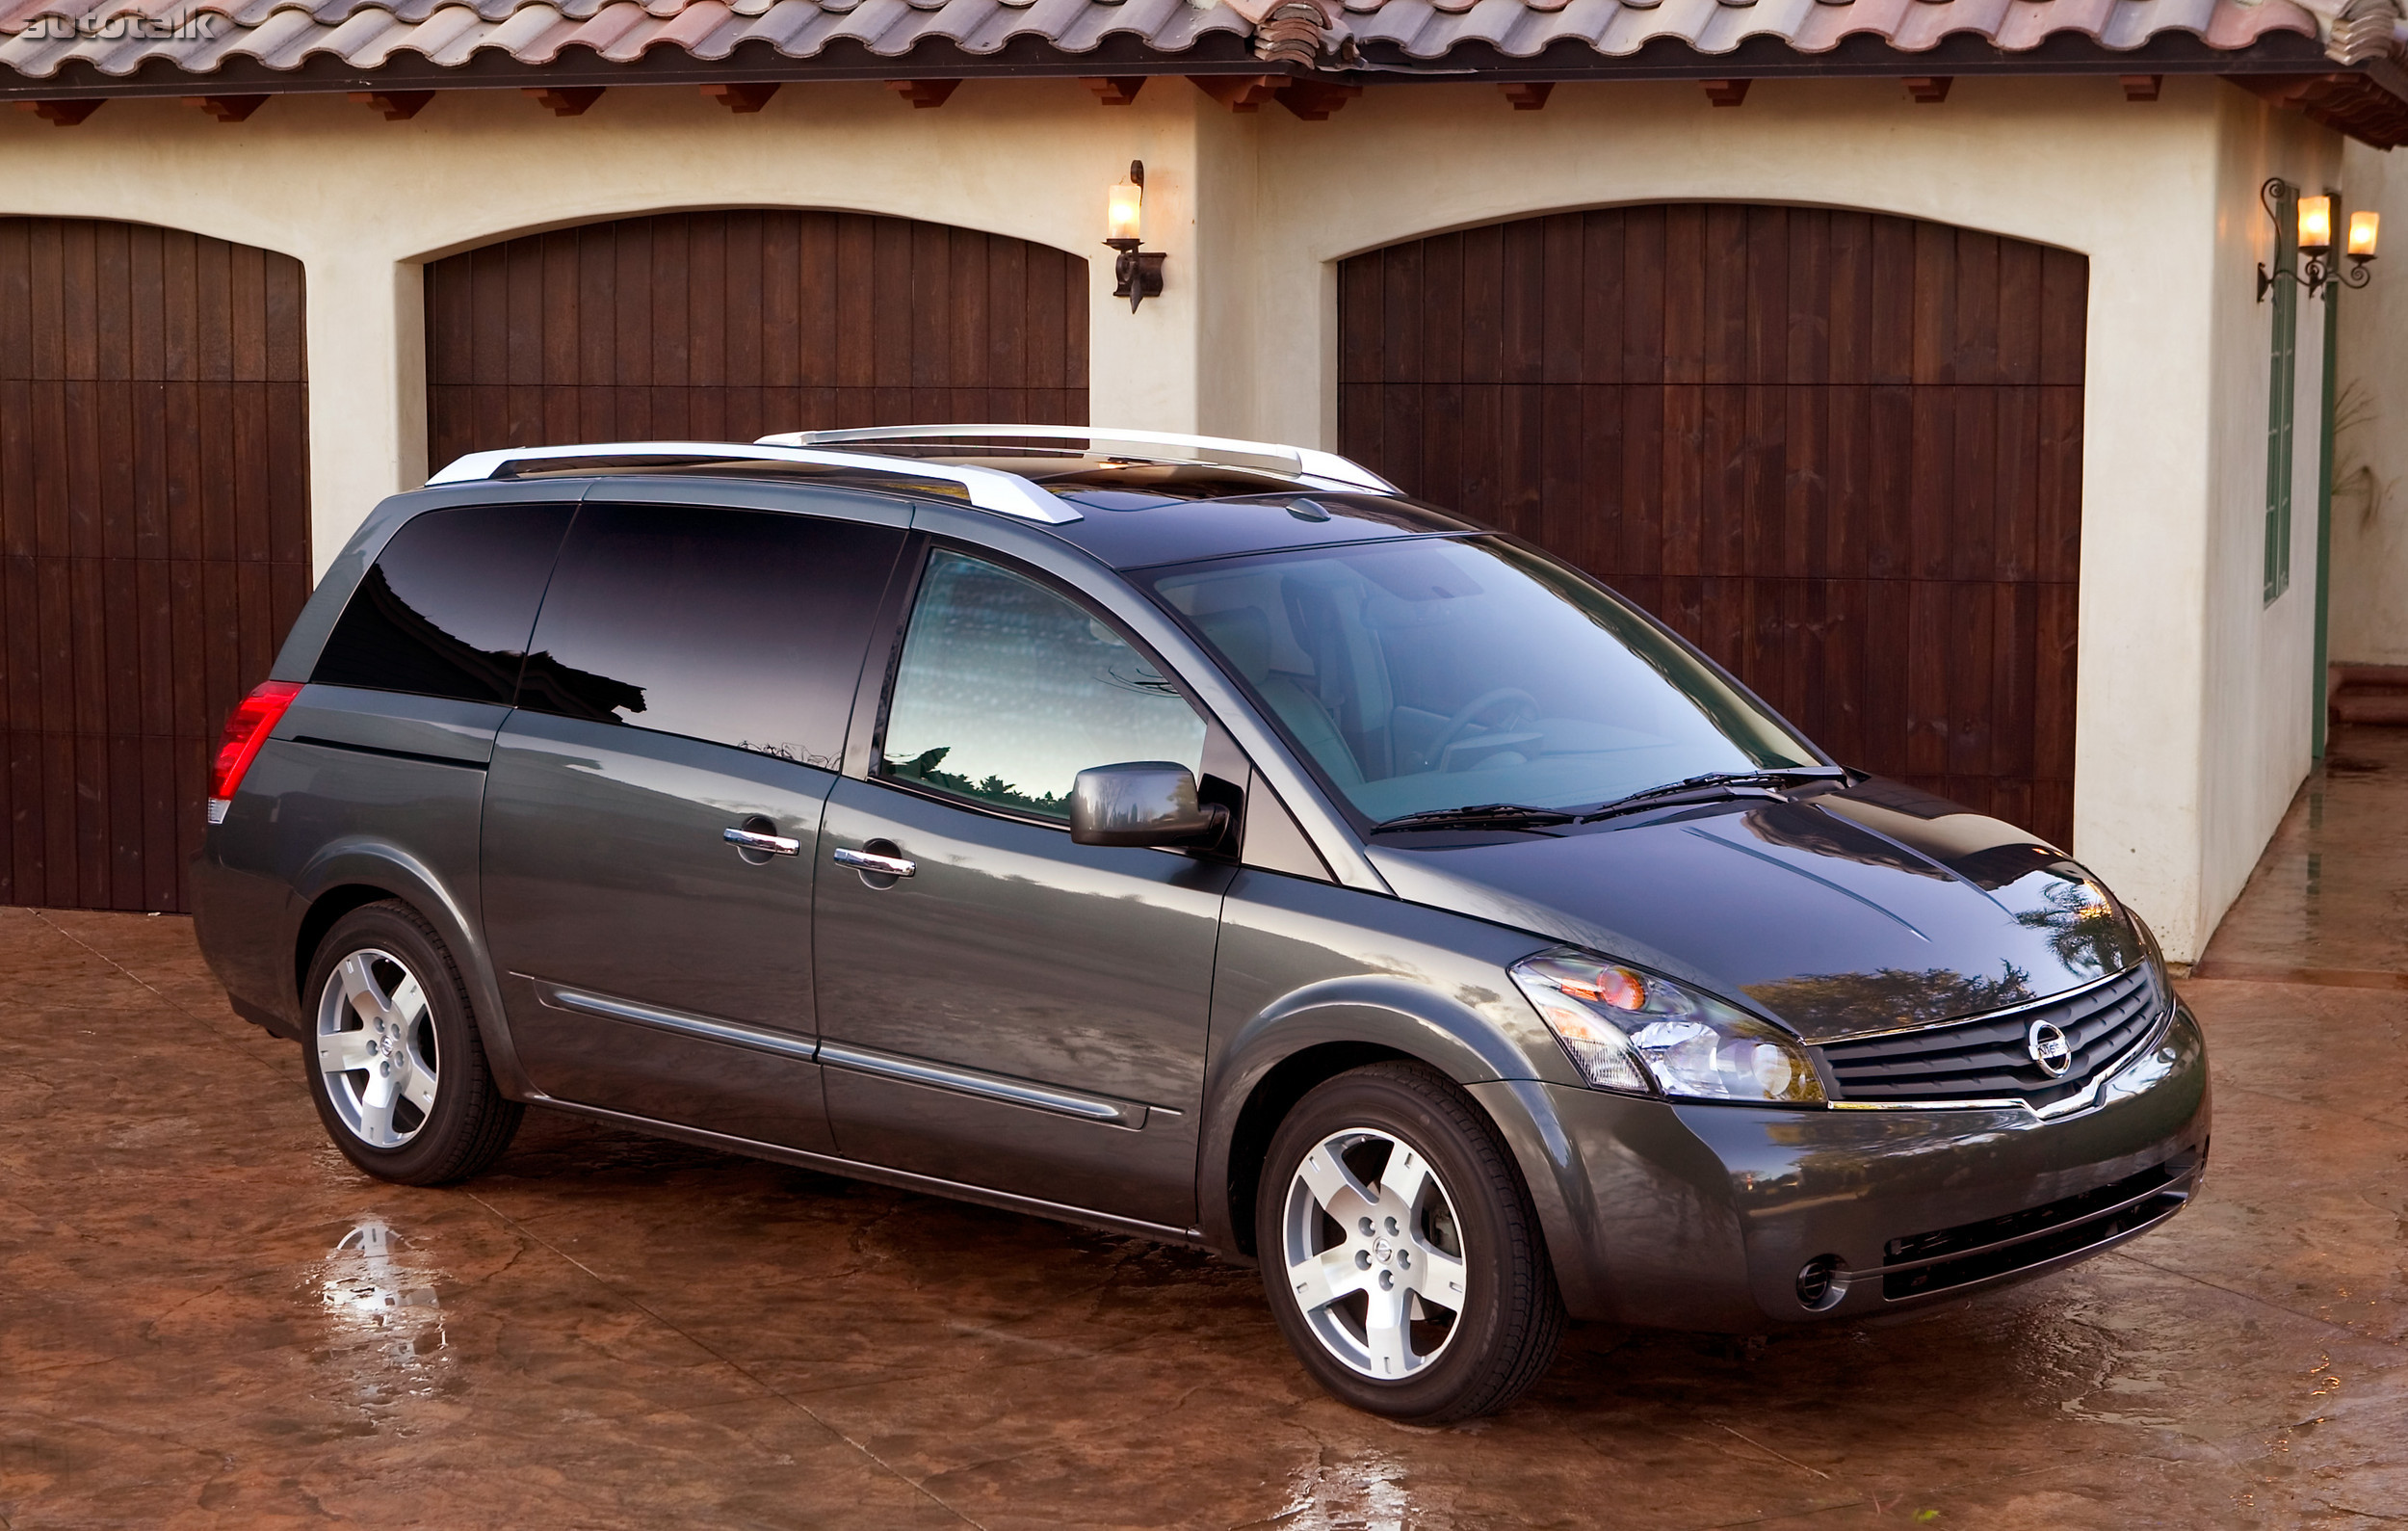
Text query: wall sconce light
1105 160 1165 312
2259 178 2377 301
2349 210 2381 262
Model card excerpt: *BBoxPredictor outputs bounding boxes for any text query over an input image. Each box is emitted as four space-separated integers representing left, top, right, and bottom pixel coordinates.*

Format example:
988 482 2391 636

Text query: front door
482 499 906 1152
814 547 1235 1229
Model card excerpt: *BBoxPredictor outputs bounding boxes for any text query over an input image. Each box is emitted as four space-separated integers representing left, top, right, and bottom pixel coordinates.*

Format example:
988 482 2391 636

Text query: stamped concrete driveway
9 734 2408 1529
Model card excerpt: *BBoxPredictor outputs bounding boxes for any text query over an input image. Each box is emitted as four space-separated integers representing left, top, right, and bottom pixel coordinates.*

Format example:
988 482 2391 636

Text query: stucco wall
2331 138 2408 668
0 72 2363 959
2196 89 2342 955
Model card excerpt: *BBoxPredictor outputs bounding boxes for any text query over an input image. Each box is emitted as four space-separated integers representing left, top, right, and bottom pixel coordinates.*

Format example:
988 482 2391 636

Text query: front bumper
1473 1001 2211 1331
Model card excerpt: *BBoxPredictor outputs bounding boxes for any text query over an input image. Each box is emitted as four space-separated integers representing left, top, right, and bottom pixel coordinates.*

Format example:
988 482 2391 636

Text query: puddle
308 1216 453 1426
1268 1448 1422 1531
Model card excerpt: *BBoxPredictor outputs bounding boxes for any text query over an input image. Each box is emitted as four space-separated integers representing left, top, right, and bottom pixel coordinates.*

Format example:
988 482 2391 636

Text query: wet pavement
8 737 2408 1528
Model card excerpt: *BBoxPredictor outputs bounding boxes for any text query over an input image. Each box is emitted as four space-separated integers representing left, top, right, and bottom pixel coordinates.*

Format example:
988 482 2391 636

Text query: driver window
879 550 1207 821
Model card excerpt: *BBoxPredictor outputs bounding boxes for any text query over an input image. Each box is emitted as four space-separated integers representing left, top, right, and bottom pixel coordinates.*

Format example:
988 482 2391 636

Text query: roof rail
423 440 1082 525
756 423 1400 496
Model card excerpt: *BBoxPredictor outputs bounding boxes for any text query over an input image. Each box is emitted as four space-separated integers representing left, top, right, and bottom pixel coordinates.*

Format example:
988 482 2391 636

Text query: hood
1366 779 2145 1043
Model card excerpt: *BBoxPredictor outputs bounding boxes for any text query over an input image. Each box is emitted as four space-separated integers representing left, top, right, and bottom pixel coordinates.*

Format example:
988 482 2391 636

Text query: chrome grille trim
1811 963 2165 1116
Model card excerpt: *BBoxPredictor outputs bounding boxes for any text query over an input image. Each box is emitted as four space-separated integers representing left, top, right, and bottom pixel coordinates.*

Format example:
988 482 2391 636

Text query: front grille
1881 1156 2196 1300
1814 963 2160 1111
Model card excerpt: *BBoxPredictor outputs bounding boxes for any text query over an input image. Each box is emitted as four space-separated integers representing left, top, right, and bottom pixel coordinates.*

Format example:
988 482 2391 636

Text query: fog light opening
1795 1254 1848 1312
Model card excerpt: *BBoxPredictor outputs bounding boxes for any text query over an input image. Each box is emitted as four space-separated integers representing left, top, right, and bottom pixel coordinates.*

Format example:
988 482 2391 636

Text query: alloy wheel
315 947 441 1149
1279 1127 1469 1380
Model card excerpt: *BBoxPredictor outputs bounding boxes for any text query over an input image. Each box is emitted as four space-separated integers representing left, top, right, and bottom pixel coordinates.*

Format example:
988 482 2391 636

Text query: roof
2 0 2401 145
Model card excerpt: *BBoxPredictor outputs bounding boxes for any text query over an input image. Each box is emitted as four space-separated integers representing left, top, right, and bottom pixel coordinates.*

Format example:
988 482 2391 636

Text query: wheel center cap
1373 1234 1394 1263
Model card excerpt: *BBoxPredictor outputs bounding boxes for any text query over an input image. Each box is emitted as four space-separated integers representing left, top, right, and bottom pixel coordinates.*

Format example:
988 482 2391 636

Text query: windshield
1140 536 1819 825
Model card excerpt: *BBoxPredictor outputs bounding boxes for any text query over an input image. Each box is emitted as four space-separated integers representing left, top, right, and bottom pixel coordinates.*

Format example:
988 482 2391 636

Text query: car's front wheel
301 901 522 1185
1255 1062 1565 1423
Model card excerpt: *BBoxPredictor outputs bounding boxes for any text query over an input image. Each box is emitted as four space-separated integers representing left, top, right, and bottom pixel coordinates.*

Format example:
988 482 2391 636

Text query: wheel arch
1199 974 1565 1259
288 839 535 1099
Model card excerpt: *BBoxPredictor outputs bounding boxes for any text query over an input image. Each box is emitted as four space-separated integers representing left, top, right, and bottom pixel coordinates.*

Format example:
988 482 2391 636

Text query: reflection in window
1144 536 1816 824
313 504 574 704
513 504 903 767
881 551 1205 820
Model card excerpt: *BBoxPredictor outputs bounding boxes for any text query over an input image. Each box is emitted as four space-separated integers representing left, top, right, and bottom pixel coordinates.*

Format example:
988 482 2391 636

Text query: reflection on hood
1363 775 2149 1041
1743 963 2034 1036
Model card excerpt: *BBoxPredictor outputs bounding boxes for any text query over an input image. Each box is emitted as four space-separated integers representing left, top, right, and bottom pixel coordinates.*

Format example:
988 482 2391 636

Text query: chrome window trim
1806 963 2137 1047
758 422 1400 496
1820 1008 2175 1121
425 440 1082 525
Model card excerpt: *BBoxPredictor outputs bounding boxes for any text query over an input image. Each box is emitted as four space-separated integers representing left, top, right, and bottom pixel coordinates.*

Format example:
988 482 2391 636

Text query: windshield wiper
1371 803 1580 833
1578 766 1851 825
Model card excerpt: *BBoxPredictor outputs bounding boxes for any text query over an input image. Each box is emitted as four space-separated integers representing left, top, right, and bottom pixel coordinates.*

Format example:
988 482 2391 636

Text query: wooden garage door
1339 206 2086 847
0 219 310 913
426 211 1087 468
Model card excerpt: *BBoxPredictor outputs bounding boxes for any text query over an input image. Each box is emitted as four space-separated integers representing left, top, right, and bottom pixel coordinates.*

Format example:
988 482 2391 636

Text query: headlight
1509 950 1824 1105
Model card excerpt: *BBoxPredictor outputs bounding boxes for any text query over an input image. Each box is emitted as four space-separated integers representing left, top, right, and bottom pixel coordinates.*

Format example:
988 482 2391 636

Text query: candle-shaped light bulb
2298 195 2334 253
1107 172 1143 244
2348 210 2380 260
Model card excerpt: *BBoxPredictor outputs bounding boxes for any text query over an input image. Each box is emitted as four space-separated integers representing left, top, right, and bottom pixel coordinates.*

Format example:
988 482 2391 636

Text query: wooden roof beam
701 81 778 113
886 79 960 108
15 98 103 125
185 94 265 121
526 86 604 116
350 90 432 119
1191 74 1286 112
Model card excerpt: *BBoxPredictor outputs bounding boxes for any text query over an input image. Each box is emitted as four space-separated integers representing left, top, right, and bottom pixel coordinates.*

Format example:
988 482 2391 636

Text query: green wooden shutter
2265 186 2298 604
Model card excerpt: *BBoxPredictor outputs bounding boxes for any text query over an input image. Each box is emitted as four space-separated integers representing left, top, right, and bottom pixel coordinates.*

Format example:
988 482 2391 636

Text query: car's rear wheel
302 901 522 1185
1255 1061 1565 1423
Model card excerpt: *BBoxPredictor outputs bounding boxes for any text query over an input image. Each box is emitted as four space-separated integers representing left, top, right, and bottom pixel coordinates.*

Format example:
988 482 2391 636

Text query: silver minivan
194 426 2209 1422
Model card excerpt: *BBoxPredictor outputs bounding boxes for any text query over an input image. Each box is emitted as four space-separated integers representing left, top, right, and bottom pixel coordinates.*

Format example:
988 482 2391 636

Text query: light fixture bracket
2258 177 2373 303
1105 158 1165 312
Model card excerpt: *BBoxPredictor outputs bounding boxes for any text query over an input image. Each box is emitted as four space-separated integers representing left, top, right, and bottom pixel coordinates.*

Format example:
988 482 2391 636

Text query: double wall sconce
2259 177 2379 302
1106 160 1166 312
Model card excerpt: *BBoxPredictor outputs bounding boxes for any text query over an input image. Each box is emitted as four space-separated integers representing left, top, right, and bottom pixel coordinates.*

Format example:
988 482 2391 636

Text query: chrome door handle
723 827 800 856
832 846 916 878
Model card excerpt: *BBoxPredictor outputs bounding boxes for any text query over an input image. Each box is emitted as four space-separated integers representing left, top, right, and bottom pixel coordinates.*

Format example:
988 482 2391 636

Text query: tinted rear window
515 504 904 768
313 504 574 704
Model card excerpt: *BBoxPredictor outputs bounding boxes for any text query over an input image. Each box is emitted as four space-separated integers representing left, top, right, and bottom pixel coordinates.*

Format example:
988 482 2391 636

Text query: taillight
208 680 302 823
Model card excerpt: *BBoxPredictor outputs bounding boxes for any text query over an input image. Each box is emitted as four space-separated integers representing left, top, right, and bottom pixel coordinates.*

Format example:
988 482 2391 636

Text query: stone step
2334 693 2408 725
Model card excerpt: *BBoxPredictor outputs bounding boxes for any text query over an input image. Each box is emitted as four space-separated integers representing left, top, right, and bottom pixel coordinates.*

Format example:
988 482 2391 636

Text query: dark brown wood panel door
0 218 310 912
1339 206 2086 846
426 212 1088 468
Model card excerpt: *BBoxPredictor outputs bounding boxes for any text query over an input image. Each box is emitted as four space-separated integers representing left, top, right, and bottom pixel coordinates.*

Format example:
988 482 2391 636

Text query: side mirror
1070 762 1230 848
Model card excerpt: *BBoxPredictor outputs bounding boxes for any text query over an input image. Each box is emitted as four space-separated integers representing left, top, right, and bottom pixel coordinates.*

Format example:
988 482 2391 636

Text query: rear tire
301 901 522 1186
1255 1062 1565 1423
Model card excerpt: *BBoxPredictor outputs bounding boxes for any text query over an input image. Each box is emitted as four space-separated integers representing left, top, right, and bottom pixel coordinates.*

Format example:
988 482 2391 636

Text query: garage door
425 211 1088 470
0 218 311 912
1339 206 2085 847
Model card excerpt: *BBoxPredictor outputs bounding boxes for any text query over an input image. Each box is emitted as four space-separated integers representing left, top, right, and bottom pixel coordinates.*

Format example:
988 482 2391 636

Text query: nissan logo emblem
2028 1019 2074 1077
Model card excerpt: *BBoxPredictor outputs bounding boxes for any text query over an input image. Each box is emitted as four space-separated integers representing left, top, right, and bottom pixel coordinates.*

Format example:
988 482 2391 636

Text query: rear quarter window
312 504 575 704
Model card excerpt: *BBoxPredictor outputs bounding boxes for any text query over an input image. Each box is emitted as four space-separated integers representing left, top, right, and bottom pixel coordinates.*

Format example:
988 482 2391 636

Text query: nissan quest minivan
193 425 2208 1423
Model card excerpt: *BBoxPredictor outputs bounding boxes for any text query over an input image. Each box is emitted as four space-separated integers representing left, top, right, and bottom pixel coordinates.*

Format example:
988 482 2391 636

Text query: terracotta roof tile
0 0 2375 86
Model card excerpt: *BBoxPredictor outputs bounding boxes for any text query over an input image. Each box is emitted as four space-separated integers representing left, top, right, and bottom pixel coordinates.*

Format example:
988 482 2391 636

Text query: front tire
1255 1062 1565 1423
302 901 522 1186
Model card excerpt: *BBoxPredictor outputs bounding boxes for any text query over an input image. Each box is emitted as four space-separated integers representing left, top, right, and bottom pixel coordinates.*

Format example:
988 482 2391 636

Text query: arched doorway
424 211 1089 468
0 218 311 911
1339 205 2086 846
